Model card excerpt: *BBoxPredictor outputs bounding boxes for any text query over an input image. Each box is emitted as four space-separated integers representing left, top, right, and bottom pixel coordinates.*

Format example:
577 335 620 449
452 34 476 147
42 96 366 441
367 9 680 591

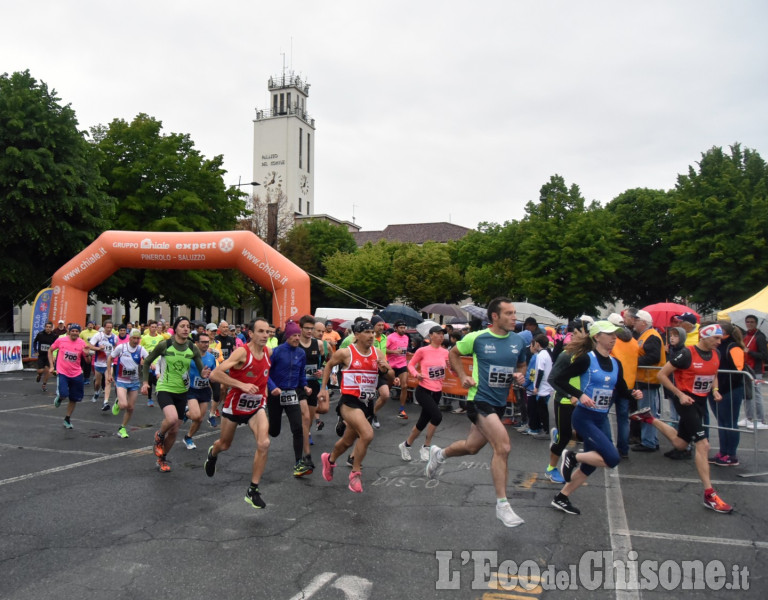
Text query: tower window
299 128 303 169
273 94 278 115
279 93 284 114
307 133 311 173
298 198 302 213
287 92 291 111
306 201 310 215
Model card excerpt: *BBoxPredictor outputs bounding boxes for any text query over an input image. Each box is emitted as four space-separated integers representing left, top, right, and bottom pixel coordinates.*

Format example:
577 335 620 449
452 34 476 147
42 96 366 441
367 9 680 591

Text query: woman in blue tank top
549 321 642 515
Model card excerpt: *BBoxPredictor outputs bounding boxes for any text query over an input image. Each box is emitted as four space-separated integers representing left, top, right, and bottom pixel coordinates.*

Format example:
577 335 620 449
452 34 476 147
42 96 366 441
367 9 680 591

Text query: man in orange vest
632 310 666 452
608 313 639 458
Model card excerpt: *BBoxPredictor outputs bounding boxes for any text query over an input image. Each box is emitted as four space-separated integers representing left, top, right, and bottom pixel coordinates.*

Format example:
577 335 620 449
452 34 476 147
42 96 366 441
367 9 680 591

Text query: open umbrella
512 301 564 326
420 303 467 320
642 302 700 329
727 309 768 336
462 304 488 321
378 304 423 328
416 320 442 338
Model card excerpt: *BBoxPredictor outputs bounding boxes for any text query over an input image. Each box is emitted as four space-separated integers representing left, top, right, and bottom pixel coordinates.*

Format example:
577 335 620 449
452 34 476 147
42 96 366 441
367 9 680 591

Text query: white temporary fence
638 366 766 478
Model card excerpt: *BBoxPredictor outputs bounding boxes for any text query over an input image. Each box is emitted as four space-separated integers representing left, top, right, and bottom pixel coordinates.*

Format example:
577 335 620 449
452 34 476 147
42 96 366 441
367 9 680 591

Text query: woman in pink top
47 323 99 429
398 326 451 462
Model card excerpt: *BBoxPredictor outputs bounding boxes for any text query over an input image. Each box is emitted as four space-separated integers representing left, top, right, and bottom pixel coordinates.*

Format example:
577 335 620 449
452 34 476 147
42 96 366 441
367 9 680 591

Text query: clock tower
253 72 315 224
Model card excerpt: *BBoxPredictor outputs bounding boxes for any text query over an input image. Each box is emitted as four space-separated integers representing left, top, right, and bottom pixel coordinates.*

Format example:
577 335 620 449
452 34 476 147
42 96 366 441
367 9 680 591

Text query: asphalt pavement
1 370 766 600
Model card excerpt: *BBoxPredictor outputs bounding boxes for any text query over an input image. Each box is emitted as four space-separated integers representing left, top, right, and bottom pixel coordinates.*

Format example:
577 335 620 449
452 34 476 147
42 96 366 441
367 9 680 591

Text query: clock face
300 174 310 195
263 170 283 191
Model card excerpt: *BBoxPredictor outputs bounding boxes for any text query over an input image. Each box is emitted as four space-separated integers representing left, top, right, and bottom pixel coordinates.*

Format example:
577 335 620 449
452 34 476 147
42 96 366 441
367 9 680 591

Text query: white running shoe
756 422 768 430
419 445 430 461
737 418 752 428
398 441 412 461
425 445 443 479
496 502 525 527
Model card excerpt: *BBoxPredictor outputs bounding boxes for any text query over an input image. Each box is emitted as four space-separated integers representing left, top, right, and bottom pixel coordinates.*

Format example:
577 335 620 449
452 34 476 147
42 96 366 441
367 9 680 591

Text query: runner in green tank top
141 316 209 472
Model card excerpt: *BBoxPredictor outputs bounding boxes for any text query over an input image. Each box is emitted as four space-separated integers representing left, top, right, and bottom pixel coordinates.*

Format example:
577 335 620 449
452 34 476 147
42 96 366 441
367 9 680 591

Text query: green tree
91 114 247 322
604 188 677 306
390 242 465 307
516 175 626 317
0 70 114 330
452 221 522 304
279 220 358 308
670 144 768 311
324 241 396 307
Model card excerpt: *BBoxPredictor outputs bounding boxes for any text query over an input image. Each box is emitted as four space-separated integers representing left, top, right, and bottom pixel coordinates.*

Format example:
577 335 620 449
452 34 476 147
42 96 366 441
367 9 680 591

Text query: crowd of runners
34 297 766 526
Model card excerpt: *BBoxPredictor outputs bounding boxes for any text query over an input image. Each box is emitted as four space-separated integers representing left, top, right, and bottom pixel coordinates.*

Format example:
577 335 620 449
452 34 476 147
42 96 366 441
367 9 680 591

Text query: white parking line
604 467 640 600
0 442 104 457
0 431 218 487
614 473 768 487
620 529 768 550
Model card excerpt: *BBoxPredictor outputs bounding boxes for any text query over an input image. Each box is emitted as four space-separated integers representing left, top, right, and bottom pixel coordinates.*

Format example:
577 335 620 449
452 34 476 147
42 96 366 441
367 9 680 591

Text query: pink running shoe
321 452 335 482
348 470 363 493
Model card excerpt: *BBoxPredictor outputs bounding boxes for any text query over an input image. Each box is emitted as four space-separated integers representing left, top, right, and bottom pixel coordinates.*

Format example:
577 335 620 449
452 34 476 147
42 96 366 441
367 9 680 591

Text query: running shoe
309 434 314 446
451 407 466 414
182 406 189 423
112 400 120 416
425 445 443 479
204 446 217 477
101 400 110 412
303 455 316 470
514 422 529 433
756 422 768 430
153 430 165 457
737 418 752 428
372 415 381 429
703 490 733 513
551 494 581 515
420 445 430 462
84 379 90 386
727 456 740 466
559 450 578 483
117 426 129 439
157 457 171 473
41 384 47 392
501 417 515 426
92 392 100 403
348 470 363 493
208 414 218 428
321 452 335 481
244 487 266 509
183 435 196 450
545 467 565 484
550 427 559 446
664 448 692 460
63 418 73 429
293 459 313 477
335 416 346 437
496 502 524 527
54 395 61 408
397 409 408 420
629 407 655 424
315 418 324 431
398 441 412 461
346 454 355 467
36 373 41 382
147 399 154 407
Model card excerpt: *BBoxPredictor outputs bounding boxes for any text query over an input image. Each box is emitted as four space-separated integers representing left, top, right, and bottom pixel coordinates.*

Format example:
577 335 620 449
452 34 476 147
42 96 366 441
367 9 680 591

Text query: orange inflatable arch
48 230 311 326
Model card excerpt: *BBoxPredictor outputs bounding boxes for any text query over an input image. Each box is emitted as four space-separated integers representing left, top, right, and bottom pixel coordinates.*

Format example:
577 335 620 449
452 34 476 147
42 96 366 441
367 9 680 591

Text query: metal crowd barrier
636 365 766 478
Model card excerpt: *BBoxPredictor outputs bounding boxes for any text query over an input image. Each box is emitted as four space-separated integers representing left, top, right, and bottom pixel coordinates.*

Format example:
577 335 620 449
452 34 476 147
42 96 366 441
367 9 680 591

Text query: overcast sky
4 1 767 232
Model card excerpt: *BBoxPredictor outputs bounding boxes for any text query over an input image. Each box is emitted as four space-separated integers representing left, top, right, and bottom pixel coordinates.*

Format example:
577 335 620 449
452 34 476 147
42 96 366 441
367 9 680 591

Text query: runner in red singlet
318 320 393 493
205 318 272 509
